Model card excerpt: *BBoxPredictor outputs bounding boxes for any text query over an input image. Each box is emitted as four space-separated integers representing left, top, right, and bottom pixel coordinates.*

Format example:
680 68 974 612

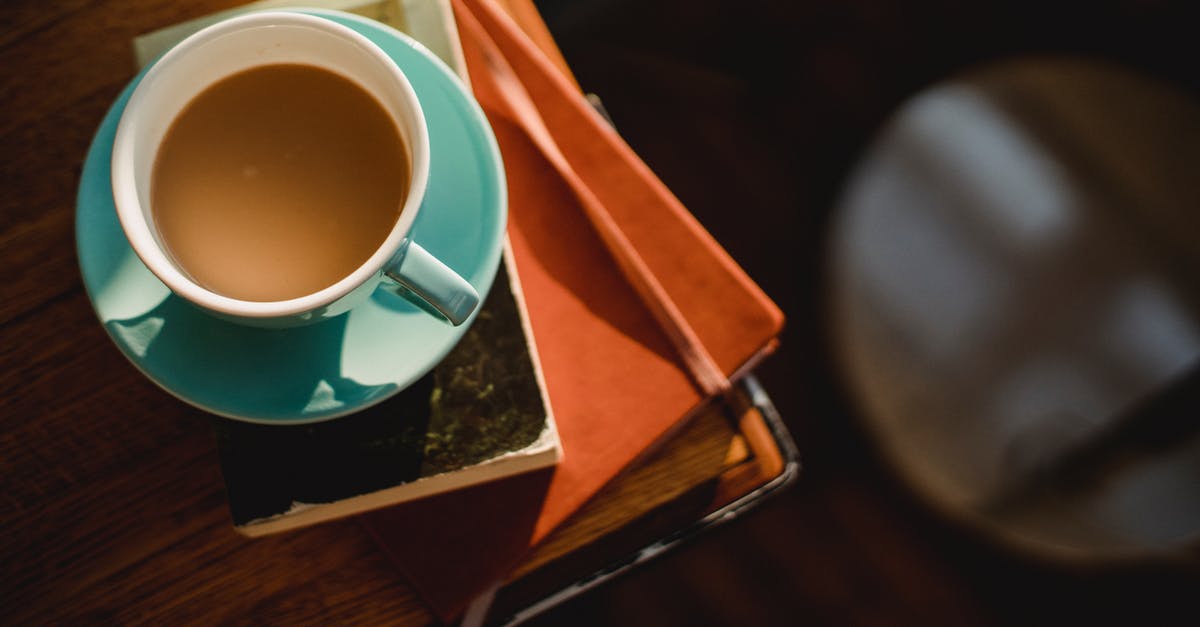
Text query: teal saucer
75 11 506 424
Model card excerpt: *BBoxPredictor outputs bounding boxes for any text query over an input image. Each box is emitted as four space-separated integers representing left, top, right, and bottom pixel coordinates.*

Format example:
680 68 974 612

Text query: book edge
236 433 560 536
502 236 563 465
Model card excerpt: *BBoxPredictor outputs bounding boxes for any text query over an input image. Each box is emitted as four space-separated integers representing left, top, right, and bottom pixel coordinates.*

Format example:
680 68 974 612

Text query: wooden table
0 2 796 624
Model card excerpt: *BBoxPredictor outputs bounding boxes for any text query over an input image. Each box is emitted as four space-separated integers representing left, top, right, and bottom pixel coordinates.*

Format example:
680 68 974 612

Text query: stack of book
361 0 785 621
138 0 788 622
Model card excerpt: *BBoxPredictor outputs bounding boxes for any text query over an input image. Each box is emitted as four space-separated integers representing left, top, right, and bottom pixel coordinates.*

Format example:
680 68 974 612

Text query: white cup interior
112 11 429 318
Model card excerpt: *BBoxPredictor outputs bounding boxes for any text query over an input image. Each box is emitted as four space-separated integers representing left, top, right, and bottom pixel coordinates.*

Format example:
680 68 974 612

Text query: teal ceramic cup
110 11 478 328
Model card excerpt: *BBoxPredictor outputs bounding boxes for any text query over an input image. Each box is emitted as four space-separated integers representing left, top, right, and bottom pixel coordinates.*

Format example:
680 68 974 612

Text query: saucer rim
75 10 506 424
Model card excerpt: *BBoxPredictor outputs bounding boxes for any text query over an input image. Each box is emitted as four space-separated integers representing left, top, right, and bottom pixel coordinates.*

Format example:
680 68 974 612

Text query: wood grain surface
0 2 786 624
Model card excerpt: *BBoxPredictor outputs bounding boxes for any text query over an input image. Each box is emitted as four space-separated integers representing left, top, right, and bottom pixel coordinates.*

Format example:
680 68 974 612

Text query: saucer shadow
106 294 397 420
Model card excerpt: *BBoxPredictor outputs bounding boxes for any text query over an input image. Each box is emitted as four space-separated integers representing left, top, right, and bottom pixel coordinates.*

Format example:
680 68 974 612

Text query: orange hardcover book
361 0 784 619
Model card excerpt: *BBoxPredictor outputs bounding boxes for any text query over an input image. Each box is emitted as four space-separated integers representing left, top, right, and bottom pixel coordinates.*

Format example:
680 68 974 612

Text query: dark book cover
213 257 561 536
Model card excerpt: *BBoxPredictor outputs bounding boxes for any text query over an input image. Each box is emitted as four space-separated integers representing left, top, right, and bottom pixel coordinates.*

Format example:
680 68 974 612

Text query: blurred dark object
528 0 1200 625
830 57 1200 559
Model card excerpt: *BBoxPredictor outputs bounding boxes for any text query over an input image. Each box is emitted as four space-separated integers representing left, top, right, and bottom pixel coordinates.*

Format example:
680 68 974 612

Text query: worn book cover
215 255 560 536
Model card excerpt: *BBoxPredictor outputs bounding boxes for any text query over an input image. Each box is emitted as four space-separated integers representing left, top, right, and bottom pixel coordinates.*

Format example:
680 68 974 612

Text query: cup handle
384 240 479 325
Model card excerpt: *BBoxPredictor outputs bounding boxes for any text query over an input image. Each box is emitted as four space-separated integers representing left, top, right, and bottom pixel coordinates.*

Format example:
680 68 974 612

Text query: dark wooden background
3 0 1200 625
526 0 1200 625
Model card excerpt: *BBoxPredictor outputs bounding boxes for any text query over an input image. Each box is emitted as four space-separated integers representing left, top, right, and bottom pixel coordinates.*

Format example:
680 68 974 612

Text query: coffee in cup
112 11 479 327
152 63 411 302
